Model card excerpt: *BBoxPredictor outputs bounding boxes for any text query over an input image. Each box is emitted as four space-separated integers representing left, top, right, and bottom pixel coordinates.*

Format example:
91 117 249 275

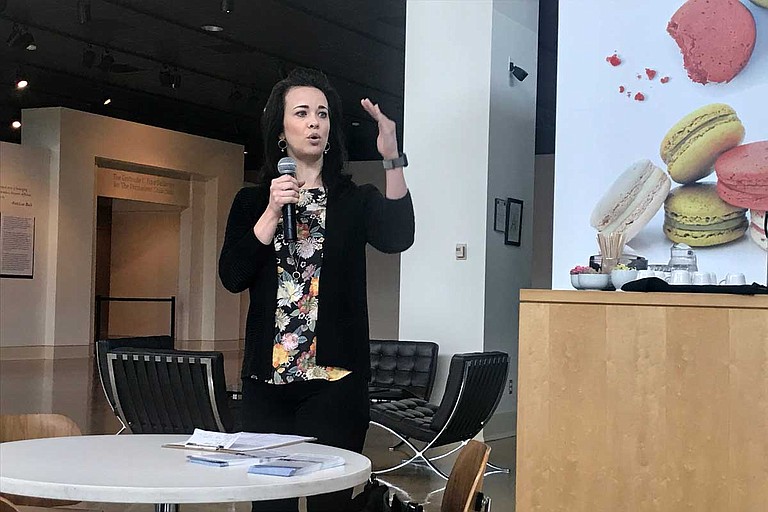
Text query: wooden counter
516 289 768 512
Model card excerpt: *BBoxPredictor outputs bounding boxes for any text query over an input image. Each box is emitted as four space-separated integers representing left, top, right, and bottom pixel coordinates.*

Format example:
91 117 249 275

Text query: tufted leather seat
369 340 439 402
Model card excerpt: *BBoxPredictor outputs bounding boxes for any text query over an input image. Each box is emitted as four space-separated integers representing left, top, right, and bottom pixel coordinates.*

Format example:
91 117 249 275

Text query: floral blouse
269 187 350 384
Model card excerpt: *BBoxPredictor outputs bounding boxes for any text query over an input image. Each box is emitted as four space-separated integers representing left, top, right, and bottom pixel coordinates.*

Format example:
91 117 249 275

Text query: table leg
155 504 178 512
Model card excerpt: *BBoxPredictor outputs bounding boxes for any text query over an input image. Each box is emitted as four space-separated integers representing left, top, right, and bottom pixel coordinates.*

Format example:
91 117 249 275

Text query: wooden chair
0 414 82 508
0 496 22 512
441 440 492 512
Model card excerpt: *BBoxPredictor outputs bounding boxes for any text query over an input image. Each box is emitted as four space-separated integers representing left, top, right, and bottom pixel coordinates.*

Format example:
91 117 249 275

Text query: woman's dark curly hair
260 67 348 190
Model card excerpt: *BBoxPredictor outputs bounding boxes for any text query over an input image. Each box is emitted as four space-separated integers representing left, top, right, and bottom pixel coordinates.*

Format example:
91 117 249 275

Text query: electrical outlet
508 379 515 395
455 243 467 260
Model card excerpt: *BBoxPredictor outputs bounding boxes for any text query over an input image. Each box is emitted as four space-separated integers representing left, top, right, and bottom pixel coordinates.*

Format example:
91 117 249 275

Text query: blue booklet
187 450 281 467
247 453 345 477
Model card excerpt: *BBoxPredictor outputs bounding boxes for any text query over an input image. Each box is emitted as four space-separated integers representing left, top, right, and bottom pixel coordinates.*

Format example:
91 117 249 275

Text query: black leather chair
96 336 174 433
369 340 439 402
105 347 234 434
370 351 509 479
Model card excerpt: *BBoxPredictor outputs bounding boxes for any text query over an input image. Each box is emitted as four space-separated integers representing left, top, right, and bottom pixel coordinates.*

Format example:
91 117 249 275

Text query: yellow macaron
663 183 748 246
660 103 745 184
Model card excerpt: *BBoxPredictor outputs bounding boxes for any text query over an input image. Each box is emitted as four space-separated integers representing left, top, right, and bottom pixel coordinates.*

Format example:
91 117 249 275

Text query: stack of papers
163 429 315 453
247 453 345 477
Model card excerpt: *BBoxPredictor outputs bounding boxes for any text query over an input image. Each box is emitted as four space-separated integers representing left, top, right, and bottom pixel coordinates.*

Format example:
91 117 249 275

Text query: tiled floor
0 356 516 511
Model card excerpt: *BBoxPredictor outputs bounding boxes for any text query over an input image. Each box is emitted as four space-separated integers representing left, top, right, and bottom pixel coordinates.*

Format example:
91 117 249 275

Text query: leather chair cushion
370 398 440 442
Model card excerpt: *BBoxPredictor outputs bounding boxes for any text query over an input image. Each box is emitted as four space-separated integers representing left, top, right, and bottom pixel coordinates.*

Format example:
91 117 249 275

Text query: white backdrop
552 0 768 289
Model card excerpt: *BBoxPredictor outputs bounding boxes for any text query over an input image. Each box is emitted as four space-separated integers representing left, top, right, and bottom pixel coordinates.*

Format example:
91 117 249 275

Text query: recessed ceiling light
16 79 28 89
11 120 21 129
243 150 248 154
103 98 112 105
201 24 224 32
351 121 360 127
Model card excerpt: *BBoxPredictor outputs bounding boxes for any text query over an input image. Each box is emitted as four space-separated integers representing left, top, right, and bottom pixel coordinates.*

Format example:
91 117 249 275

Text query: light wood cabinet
516 290 768 512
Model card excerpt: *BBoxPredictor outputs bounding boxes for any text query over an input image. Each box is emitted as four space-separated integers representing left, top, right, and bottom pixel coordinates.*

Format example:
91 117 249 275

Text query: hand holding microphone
275 156 298 242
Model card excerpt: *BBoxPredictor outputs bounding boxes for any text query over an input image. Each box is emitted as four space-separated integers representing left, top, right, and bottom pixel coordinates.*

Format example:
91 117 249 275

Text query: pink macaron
667 0 756 84
715 141 768 210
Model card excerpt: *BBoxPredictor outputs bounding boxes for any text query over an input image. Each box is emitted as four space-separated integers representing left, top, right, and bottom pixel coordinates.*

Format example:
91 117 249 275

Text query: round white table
0 434 371 512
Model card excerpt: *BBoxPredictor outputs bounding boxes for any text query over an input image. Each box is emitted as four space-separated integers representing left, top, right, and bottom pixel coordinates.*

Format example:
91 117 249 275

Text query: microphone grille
277 157 296 175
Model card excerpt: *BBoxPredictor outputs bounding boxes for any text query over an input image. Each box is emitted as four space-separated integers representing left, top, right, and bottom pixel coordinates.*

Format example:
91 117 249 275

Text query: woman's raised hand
361 98 399 160
267 174 301 216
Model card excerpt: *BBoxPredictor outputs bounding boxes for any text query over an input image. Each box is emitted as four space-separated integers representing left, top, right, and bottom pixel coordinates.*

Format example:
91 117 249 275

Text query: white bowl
610 269 638 290
576 273 611 290
570 274 580 289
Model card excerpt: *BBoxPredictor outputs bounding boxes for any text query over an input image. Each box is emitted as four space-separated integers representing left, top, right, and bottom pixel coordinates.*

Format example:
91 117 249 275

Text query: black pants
242 373 370 512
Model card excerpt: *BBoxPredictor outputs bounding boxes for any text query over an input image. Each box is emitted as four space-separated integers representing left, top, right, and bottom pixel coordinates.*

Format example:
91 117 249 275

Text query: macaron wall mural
552 0 768 289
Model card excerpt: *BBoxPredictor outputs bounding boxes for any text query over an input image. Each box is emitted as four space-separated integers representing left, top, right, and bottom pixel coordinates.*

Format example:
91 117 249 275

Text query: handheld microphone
277 156 297 242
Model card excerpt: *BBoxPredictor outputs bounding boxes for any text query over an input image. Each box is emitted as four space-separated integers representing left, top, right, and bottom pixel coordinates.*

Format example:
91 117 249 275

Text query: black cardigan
219 178 415 380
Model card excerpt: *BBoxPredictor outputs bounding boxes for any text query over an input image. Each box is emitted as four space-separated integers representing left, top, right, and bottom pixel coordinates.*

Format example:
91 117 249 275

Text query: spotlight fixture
159 66 172 87
16 78 28 89
509 61 529 82
221 0 234 13
201 24 224 32
159 66 181 89
82 46 96 68
77 0 92 24
6 24 36 51
97 51 115 72
228 87 243 104
11 120 21 129
171 69 181 89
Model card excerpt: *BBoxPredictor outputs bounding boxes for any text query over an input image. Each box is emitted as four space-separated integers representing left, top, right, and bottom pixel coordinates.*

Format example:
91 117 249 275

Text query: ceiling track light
159 66 172 87
82 45 96 68
97 51 115 72
221 0 234 13
6 24 36 51
171 69 182 89
78 0 92 24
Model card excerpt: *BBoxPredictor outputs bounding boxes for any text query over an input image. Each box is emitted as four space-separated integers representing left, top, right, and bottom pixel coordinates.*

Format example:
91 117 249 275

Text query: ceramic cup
720 273 746 285
669 269 692 285
691 272 713 285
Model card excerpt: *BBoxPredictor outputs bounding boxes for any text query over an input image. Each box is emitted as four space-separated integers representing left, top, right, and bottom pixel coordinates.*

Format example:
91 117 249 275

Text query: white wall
108 200 181 338
399 1 495 399
0 143 51 351
13 107 243 356
349 161 401 340
483 1 539 437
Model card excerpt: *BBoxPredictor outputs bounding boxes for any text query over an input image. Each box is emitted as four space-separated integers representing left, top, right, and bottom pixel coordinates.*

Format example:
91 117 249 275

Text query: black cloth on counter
622 277 768 295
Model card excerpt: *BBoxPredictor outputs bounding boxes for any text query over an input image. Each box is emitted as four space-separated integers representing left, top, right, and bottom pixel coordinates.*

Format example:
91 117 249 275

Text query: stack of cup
719 273 746 285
